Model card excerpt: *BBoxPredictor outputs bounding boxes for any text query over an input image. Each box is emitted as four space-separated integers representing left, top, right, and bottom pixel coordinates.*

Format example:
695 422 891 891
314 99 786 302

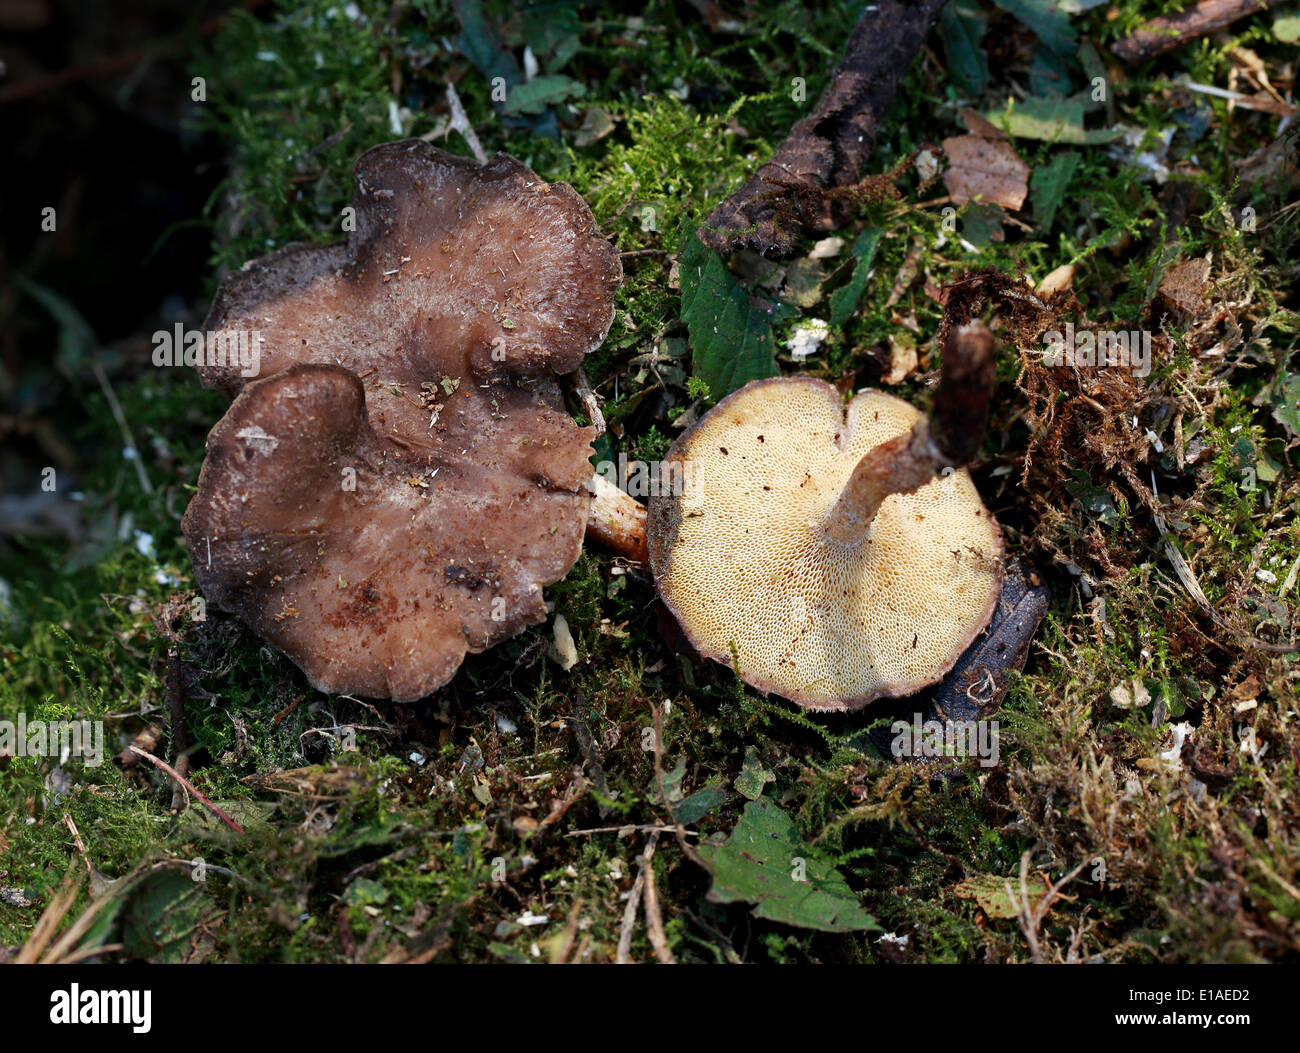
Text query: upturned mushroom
182 140 622 700
647 322 1005 712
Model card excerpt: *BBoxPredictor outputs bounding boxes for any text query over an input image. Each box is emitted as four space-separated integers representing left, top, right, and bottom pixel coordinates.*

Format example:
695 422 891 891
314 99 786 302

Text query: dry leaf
883 334 918 385
942 134 1030 210
960 106 1008 140
1157 256 1212 319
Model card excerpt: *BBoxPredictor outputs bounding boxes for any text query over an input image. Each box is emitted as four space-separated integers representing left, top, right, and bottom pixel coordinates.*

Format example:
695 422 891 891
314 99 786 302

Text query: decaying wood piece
866 557 1050 761
586 473 649 563
1112 0 1286 63
698 0 948 256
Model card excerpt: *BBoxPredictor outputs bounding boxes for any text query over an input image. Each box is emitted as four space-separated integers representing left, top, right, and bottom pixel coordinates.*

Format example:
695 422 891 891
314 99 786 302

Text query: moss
6 0 1300 963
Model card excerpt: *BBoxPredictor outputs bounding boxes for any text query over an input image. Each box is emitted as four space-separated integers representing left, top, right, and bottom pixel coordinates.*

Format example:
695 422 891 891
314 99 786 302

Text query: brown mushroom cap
182 141 621 700
200 139 621 408
647 374 1004 712
182 364 594 700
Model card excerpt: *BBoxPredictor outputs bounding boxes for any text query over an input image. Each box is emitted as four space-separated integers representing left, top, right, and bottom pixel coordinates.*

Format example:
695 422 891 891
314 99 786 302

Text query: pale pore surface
661 378 1003 708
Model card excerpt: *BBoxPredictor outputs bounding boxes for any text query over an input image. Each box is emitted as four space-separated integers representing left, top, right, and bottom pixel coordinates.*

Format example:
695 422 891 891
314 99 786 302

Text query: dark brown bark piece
867 556 1049 760
1112 0 1286 64
698 0 948 257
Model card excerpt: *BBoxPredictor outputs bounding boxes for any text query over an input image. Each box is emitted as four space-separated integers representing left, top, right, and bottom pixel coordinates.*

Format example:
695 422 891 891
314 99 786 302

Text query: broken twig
699 0 947 256
129 745 245 833
1112 0 1287 64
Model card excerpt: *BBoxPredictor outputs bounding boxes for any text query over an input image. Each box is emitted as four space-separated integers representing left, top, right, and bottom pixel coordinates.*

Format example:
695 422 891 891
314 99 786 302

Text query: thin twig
1005 853 1087 964
129 745 244 833
443 82 488 165
572 367 606 439
640 833 675 964
91 358 153 495
650 702 706 870
566 823 698 838
62 815 96 884
15 863 80 964
615 845 651 964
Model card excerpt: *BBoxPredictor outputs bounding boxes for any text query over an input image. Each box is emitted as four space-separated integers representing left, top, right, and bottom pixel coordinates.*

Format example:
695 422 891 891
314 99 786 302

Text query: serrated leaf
939 0 990 97
681 230 792 396
699 798 878 933
985 96 1120 144
1030 150 1080 231
829 228 883 327
954 872 1052 919
734 746 775 801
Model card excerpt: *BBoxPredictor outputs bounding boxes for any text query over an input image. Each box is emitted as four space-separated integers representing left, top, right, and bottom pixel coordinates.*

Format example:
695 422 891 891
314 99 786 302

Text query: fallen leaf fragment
942 134 1030 210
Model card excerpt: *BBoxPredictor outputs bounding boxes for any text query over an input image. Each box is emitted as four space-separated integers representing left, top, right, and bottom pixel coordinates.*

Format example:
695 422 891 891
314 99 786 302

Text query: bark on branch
1112 0 1286 64
698 0 948 257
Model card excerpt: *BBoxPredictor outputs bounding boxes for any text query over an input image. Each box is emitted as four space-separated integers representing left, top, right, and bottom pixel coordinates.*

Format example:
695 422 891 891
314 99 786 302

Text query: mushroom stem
821 321 996 546
586 472 649 562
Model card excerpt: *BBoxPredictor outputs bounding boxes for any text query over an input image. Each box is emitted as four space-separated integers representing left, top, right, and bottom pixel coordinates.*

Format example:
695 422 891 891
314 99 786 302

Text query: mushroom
182 140 622 700
646 322 1005 712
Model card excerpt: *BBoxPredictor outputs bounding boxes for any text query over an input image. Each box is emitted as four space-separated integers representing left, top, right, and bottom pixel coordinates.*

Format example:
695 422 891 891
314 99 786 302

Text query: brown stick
698 0 948 256
164 645 193 813
586 473 649 563
822 322 996 545
1112 0 1286 63
615 838 652 964
640 834 676 964
129 745 245 834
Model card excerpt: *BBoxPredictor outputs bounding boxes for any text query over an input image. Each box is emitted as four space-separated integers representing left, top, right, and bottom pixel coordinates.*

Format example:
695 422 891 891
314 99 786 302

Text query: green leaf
681 230 792 396
16 276 97 379
961 203 1005 248
1271 374 1300 436
503 74 585 116
991 0 1076 56
121 869 209 963
939 0 990 97
954 872 1052 919
344 877 391 906
734 747 775 801
1274 14 1300 43
454 0 517 87
1065 469 1117 524
829 228 883 327
674 781 730 824
984 96 1120 144
699 798 879 933
648 757 729 822
1029 48 1071 97
1030 151 1081 231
